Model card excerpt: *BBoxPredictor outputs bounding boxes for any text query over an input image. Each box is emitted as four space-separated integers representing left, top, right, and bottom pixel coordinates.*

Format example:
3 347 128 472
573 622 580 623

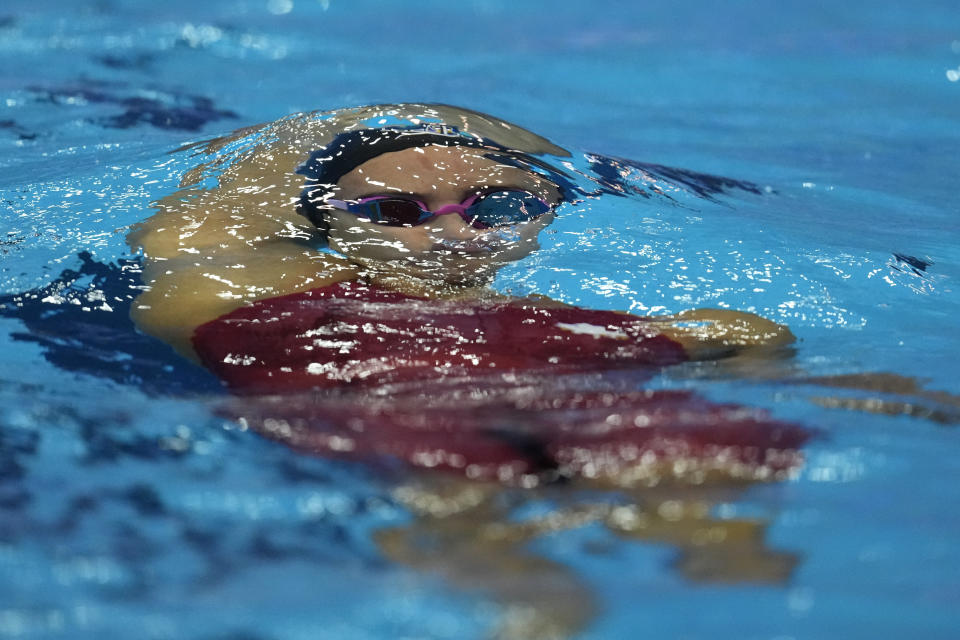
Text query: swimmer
126 104 809 640
126 102 808 487
127 103 792 366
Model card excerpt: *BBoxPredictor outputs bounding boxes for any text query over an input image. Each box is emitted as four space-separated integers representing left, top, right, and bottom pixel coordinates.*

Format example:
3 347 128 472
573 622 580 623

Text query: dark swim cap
295 123 580 235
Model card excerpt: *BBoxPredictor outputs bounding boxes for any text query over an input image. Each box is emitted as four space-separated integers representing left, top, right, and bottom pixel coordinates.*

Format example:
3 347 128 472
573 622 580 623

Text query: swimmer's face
324 145 561 286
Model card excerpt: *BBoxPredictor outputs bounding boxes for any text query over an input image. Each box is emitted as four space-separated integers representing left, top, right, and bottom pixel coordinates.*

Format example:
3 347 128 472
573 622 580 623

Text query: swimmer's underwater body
125 103 813 638
127 103 803 480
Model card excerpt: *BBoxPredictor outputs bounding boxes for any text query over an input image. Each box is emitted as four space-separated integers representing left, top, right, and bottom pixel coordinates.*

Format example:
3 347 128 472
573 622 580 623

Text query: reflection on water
378 480 800 639
3 101 958 639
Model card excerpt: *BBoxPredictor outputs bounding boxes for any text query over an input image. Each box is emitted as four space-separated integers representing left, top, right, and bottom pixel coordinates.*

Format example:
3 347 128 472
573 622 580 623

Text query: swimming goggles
325 190 554 229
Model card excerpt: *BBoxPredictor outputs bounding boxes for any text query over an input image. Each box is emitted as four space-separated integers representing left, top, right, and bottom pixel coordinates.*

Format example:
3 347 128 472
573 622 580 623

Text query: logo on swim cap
387 123 463 138
419 123 459 136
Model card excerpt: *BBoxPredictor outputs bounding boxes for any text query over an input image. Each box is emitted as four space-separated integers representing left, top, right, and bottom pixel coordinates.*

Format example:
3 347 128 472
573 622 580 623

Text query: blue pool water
2 1 960 638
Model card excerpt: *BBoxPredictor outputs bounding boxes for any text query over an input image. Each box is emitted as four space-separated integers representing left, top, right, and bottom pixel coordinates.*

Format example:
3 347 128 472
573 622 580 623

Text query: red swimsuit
193 281 808 484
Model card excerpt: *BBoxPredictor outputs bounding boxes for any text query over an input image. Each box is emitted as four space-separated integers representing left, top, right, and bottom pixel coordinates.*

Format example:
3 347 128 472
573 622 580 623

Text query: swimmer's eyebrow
353 188 430 200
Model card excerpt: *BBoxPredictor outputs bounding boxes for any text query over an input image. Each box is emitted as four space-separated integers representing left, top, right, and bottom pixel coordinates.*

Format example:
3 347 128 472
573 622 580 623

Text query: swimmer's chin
357 257 500 291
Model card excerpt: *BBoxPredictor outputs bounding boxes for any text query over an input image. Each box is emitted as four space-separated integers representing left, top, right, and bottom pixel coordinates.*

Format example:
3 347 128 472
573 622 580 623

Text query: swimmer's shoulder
131 256 359 363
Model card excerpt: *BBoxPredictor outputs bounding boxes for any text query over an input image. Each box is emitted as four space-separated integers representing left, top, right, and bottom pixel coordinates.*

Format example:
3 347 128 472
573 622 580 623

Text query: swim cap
295 123 580 234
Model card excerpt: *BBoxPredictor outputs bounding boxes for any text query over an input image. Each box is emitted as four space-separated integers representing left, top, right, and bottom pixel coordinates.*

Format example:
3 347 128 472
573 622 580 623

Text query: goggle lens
366 199 427 226
341 190 553 229
466 190 552 228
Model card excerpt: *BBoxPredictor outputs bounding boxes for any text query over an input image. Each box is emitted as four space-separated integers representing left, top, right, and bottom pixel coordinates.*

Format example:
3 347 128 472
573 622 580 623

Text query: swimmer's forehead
333 145 561 200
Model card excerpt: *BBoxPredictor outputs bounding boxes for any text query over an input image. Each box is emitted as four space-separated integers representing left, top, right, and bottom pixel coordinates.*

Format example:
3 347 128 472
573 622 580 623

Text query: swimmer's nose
423 211 477 240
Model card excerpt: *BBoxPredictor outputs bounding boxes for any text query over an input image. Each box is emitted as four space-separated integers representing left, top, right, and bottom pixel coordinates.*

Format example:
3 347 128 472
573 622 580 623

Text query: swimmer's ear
295 198 331 242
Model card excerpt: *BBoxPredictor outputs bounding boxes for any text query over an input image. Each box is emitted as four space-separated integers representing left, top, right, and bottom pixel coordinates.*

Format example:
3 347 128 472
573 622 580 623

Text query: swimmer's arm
518 296 792 359
517 294 792 358
647 308 794 360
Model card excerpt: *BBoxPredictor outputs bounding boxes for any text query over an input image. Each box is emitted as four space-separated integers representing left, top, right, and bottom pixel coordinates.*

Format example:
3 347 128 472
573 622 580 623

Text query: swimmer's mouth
430 229 522 255
430 238 502 254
